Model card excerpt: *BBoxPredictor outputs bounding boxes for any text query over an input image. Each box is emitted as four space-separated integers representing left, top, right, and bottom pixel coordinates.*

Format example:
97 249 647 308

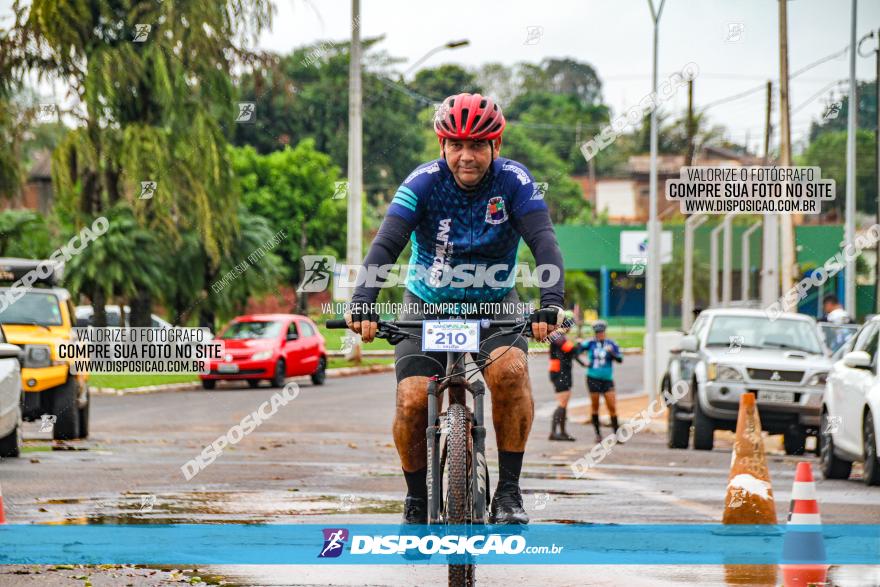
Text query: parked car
818 322 859 356
0 258 90 441
75 305 173 329
0 325 23 458
199 314 326 389
663 308 831 454
821 316 880 485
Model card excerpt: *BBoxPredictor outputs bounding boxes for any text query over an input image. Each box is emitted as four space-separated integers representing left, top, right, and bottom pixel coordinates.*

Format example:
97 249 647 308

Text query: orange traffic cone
723 392 777 524
780 462 828 587
0 481 6 524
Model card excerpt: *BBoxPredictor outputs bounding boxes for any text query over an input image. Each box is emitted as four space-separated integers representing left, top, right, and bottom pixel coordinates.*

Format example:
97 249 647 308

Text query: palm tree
63 206 167 326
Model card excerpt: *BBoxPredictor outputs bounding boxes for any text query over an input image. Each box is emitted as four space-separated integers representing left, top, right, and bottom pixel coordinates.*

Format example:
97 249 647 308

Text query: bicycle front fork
425 378 489 525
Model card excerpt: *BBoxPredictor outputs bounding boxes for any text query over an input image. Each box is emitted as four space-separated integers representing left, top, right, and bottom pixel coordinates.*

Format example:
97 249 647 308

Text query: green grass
317 323 394 351
327 357 394 370
88 373 199 389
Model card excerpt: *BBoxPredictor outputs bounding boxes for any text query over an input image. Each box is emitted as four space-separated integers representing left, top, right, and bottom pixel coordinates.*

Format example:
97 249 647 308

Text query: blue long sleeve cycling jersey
352 157 564 307
580 339 622 381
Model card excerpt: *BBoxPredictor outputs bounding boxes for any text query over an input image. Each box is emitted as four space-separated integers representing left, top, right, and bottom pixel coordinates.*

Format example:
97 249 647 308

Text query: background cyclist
579 320 623 443
548 310 583 441
345 92 565 525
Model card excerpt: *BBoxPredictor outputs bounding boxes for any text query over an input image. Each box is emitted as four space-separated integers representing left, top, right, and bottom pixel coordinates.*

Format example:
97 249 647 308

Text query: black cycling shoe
402 495 428 524
490 485 529 525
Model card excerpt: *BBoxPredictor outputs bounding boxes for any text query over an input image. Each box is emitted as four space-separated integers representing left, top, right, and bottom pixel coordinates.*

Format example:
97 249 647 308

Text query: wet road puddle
28 491 403 525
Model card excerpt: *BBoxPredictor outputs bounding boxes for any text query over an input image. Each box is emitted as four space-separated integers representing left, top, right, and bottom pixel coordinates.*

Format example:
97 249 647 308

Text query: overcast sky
2 0 877 156
262 0 880 155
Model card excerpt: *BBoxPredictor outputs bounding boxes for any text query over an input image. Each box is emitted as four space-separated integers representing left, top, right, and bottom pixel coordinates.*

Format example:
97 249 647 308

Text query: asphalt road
2 353 879 586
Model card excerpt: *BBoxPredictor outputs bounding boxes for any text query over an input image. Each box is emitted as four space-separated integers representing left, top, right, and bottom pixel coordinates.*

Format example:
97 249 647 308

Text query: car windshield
0 290 63 326
705 315 822 354
219 320 282 339
818 323 859 354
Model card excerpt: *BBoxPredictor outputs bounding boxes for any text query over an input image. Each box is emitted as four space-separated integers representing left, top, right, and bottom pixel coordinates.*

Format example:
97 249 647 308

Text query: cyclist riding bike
345 93 565 525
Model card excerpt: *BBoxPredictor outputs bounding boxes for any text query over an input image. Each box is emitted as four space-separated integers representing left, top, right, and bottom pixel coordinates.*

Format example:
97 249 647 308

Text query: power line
702 45 850 111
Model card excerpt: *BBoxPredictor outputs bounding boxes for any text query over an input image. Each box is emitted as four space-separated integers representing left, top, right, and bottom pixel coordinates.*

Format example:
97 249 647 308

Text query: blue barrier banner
0 524 878 565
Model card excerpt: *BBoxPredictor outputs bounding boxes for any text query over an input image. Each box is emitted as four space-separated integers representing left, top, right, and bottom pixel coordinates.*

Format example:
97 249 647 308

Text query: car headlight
24 344 52 368
807 372 828 386
251 350 273 361
709 364 743 382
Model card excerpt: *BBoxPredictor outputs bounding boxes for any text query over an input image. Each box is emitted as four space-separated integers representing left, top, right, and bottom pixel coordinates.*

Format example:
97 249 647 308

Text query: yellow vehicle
0 258 89 440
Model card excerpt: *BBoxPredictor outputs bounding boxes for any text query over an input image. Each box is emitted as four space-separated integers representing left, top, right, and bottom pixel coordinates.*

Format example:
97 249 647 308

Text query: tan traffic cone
780 462 828 587
0 481 6 524
723 392 777 524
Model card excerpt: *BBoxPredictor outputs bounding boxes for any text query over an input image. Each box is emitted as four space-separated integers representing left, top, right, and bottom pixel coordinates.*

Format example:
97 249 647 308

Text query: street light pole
645 0 666 400
346 0 363 359
778 0 796 294
844 0 858 315
404 40 470 78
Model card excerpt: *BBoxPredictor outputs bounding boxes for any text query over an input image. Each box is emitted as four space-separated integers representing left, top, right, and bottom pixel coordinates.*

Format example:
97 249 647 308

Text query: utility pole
763 81 773 165
346 0 364 360
778 0 796 295
844 0 858 315
761 80 780 306
645 0 666 402
685 79 696 167
875 31 880 312
859 30 880 311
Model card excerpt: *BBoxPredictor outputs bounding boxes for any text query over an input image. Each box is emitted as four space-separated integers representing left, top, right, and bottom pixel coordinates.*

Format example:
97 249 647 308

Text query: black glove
349 302 379 326
530 306 563 328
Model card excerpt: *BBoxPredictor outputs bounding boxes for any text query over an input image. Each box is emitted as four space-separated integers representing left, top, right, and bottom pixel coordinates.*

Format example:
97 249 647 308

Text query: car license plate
422 320 480 353
217 363 239 374
758 390 795 403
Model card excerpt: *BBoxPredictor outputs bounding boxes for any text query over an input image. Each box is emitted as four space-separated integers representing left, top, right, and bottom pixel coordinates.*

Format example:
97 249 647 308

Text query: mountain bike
328 318 531 587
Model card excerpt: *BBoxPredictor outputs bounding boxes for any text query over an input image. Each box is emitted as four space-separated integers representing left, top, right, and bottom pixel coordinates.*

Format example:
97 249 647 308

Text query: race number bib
422 320 480 353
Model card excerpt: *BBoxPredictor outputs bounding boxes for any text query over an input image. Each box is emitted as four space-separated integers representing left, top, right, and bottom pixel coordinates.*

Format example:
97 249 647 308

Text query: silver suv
663 308 831 454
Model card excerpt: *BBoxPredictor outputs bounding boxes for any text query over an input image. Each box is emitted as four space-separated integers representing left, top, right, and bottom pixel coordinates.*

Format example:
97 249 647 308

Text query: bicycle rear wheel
445 402 474 586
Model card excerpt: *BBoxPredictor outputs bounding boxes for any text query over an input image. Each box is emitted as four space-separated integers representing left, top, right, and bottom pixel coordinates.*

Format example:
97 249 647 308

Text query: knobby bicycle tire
445 402 474 586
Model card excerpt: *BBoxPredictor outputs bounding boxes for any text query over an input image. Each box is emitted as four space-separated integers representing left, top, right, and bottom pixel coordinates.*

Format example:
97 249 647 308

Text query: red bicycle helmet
434 93 506 145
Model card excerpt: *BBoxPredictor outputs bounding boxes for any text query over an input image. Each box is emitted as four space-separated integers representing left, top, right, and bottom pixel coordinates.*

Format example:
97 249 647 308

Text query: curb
91 363 396 396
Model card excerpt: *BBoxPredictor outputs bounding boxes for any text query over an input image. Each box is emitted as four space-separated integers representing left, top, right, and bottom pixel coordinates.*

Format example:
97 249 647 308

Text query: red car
200 314 327 389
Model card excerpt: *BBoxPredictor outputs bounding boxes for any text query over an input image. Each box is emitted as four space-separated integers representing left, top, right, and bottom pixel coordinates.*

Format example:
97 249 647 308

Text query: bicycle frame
325 317 529 527
426 350 489 525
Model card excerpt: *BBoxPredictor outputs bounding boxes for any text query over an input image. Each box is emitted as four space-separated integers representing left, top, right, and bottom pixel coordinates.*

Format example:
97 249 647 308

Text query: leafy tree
799 129 877 217
520 58 603 105
232 38 424 201
63 205 168 327
2 0 272 325
0 210 52 258
808 81 877 142
508 91 609 174
231 140 345 311
410 64 480 102
500 125 590 224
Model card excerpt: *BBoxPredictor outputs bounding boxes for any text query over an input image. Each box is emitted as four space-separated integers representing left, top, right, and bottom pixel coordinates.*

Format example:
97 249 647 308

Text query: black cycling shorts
394 289 530 382
550 370 573 392
587 377 615 394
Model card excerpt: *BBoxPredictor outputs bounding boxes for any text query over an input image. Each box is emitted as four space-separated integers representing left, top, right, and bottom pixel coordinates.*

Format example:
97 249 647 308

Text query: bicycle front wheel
445 402 474 586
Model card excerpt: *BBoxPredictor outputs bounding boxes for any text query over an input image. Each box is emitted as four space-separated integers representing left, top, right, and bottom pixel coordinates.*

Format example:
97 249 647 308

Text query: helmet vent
479 99 487 108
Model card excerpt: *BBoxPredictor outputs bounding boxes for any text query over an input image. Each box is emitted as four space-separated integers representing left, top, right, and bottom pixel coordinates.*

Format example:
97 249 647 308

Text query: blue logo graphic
318 528 349 558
